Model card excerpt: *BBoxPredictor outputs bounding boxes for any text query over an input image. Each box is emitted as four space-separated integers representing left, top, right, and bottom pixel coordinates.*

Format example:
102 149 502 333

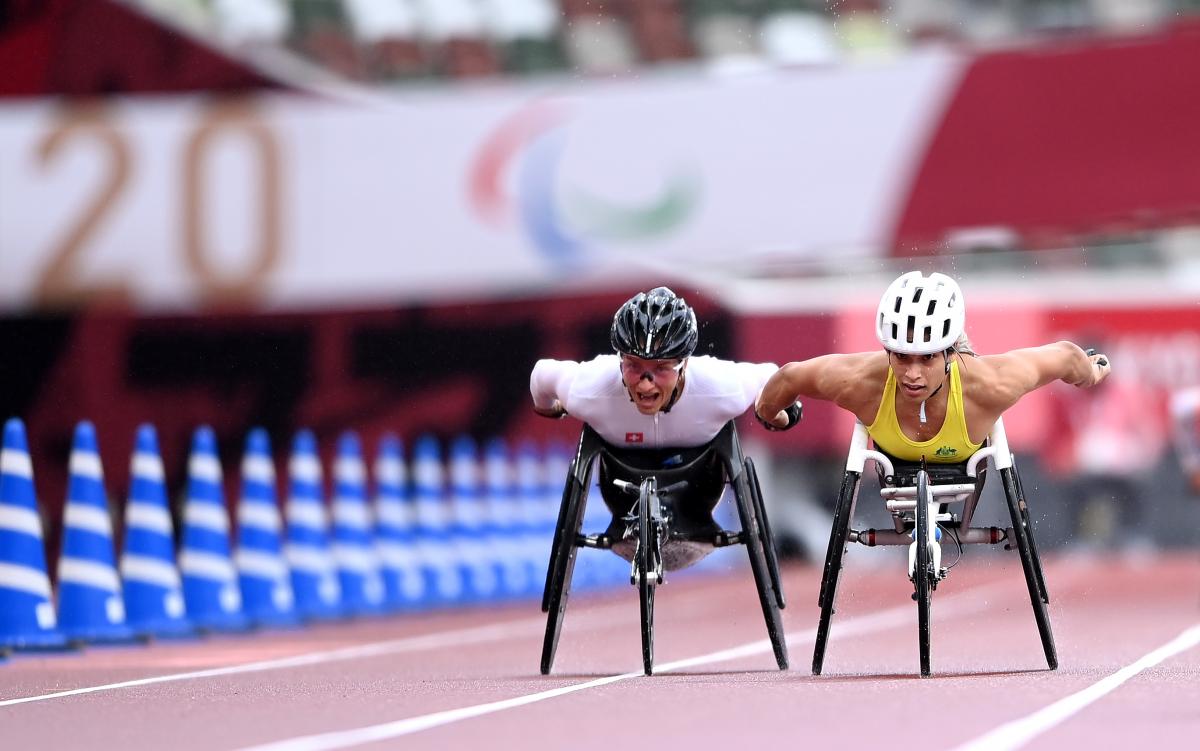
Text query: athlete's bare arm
969 341 1110 414
755 352 885 428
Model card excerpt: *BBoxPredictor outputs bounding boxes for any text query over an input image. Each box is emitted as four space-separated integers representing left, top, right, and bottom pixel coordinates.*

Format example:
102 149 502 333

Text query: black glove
755 402 802 432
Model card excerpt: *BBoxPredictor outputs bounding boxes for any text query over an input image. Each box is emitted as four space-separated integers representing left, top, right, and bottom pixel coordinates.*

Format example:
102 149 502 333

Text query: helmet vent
876 271 965 355
610 287 698 360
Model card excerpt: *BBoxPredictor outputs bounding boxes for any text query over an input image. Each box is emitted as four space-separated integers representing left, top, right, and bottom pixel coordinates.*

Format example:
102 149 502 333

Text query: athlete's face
619 355 685 414
888 351 947 402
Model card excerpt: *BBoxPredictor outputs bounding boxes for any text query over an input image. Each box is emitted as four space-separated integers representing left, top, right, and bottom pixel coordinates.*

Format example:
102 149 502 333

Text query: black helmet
610 286 698 360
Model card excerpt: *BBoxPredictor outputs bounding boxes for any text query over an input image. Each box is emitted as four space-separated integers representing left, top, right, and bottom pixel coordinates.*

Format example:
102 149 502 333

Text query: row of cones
0 417 584 654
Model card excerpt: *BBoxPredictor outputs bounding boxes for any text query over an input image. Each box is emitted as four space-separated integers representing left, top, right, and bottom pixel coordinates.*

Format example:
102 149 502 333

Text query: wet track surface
2 553 1198 750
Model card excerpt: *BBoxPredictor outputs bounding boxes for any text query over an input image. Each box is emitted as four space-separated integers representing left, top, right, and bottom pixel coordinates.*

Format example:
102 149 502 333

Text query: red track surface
2 553 1197 750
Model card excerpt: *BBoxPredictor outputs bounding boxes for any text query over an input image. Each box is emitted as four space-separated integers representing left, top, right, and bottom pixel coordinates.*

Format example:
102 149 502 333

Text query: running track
2 553 1197 750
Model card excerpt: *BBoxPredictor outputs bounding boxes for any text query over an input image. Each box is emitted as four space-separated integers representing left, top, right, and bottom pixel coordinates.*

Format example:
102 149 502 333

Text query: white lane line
234 584 1008 751
242 670 647 751
948 622 1200 751
0 615 551 708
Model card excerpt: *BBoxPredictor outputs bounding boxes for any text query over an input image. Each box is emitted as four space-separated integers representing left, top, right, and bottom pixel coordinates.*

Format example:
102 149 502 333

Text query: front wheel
637 484 658 676
915 470 933 678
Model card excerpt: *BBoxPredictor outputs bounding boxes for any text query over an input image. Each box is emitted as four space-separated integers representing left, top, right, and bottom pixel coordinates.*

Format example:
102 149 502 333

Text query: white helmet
876 271 965 354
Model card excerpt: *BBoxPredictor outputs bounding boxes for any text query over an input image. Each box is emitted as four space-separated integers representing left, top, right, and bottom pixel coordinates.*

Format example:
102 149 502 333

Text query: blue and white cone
515 440 553 595
235 428 297 628
373 434 425 611
120 424 192 638
331 432 385 616
483 438 534 601
0 418 65 651
57 421 134 643
412 435 465 607
449 436 501 603
285 430 342 621
179 426 247 632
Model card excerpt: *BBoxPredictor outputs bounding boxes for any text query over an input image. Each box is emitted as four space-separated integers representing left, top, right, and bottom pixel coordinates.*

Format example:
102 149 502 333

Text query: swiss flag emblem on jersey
625 432 644 444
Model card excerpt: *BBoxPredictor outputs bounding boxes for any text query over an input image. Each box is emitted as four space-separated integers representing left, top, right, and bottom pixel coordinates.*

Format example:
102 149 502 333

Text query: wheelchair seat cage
813 417 1056 678
539 421 788 676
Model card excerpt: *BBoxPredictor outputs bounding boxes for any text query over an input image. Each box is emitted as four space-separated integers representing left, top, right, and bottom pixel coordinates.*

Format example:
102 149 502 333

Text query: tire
745 458 784 609
1013 462 1049 604
539 474 587 675
736 473 788 670
542 466 579 613
1001 467 1058 670
813 471 858 675
638 482 657 676
915 470 933 678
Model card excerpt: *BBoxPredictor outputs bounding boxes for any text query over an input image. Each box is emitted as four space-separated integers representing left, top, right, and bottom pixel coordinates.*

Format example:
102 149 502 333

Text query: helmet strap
919 359 950 424
918 381 944 424
662 379 683 413
661 367 686 413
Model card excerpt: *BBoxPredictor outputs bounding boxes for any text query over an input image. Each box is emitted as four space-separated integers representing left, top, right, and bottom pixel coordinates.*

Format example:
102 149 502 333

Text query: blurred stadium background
2 0 1200 582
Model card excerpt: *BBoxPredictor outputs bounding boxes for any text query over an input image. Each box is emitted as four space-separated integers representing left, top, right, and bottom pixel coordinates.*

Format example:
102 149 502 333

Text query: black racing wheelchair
540 421 788 676
813 418 1055 678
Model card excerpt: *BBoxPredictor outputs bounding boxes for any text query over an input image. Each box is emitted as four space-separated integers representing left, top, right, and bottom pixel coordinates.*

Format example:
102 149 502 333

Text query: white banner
0 51 962 311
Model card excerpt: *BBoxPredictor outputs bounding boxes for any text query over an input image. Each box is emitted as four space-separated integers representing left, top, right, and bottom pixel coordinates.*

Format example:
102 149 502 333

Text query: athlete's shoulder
822 351 888 399
967 351 1038 407
565 354 625 397
686 356 776 393
842 350 889 375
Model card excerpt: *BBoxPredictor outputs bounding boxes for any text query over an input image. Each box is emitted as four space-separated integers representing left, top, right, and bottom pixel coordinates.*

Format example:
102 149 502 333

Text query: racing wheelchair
540 421 788 676
813 417 1055 678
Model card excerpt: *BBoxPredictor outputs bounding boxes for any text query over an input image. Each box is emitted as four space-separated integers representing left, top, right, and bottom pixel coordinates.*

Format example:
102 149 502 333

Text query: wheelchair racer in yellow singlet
754 271 1111 464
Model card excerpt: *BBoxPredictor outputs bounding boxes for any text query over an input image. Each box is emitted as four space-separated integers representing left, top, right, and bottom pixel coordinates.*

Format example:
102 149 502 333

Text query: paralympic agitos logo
468 101 700 266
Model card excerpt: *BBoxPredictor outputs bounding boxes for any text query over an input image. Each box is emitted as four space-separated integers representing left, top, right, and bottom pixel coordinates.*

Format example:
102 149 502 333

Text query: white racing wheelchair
540 421 788 676
813 417 1055 678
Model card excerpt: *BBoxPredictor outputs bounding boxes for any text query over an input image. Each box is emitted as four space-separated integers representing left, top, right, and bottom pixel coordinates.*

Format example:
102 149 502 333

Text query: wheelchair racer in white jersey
530 287 800 568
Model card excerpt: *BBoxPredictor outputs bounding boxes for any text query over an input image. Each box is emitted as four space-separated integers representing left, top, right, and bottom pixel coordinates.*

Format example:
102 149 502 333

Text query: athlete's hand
534 401 567 419
1086 350 1111 387
754 401 801 431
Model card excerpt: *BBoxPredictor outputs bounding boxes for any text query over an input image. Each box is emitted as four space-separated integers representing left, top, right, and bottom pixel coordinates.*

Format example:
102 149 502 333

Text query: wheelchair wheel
542 468 577 613
813 471 858 675
914 470 933 678
745 457 784 610
637 482 658 676
735 472 789 670
540 472 588 675
1001 467 1058 670
1012 461 1049 604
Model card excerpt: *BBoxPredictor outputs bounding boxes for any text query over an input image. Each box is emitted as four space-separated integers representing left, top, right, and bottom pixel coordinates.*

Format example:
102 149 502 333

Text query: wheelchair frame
813 417 1055 677
539 421 788 675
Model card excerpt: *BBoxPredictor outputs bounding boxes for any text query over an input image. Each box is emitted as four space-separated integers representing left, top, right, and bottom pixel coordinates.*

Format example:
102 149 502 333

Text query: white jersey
530 355 777 449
